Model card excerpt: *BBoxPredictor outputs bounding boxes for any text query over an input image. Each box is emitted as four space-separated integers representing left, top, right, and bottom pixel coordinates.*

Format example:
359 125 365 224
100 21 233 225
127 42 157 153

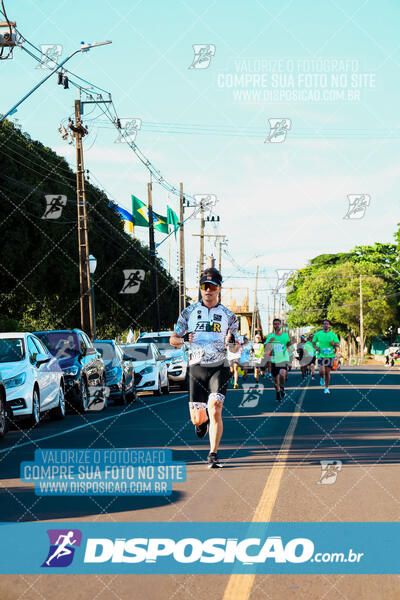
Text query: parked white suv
0 333 65 426
136 331 188 388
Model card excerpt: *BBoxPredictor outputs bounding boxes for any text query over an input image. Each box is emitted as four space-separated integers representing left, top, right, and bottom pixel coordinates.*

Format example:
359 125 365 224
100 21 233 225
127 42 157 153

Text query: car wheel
78 379 89 413
162 377 170 395
154 376 162 396
128 382 137 403
50 384 66 420
0 392 8 439
116 380 127 406
30 388 41 426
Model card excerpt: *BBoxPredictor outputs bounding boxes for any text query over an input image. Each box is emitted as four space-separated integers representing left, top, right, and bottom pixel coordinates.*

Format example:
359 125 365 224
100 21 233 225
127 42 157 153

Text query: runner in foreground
312 319 339 394
170 267 239 468
265 318 291 402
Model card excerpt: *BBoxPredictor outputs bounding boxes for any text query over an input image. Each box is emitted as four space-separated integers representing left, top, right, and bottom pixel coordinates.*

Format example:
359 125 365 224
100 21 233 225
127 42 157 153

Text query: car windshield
137 336 174 350
35 332 80 358
122 344 152 361
0 338 25 363
93 342 116 363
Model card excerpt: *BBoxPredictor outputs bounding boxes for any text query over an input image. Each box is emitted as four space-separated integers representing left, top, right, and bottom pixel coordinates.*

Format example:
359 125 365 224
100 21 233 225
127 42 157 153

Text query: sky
2 0 400 330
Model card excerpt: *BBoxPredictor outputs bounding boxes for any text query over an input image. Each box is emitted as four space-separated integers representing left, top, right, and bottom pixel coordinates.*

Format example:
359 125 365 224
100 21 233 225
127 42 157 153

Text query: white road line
0 394 188 454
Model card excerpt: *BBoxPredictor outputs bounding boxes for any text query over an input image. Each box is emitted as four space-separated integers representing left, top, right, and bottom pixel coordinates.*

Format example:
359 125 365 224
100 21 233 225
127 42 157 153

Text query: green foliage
287 259 398 341
0 120 179 335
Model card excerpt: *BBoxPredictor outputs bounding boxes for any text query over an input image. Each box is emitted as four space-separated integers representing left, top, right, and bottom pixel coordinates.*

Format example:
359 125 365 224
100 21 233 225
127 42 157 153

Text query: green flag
167 205 180 239
131 194 169 233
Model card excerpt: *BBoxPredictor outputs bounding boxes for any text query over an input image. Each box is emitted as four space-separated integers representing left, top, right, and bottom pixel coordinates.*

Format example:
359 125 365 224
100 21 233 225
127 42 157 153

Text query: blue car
93 340 136 405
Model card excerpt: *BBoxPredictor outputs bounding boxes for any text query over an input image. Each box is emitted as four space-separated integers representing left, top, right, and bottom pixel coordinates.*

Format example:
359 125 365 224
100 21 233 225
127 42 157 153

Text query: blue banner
0 522 398 574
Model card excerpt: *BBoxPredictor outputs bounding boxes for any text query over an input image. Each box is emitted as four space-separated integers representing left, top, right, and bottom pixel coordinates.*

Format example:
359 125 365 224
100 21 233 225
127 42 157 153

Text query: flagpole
168 233 171 275
147 174 161 331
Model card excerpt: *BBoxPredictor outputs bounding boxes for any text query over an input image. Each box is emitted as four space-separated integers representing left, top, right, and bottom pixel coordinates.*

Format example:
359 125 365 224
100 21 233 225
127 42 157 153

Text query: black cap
199 267 222 286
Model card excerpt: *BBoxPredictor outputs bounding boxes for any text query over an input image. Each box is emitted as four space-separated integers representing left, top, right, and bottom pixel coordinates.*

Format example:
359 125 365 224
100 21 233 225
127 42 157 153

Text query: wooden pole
147 180 161 331
74 99 93 339
179 183 185 313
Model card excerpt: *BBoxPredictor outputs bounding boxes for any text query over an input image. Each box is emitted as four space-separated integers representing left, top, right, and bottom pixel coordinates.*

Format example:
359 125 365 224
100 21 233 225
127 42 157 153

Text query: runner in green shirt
265 318 291 403
312 319 339 394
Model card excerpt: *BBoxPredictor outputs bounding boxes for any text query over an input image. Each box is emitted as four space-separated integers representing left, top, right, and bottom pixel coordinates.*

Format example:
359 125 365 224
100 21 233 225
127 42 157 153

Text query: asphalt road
0 363 399 599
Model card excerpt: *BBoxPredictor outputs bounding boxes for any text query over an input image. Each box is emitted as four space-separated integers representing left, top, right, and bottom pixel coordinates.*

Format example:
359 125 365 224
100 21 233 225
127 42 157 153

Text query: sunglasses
200 282 218 291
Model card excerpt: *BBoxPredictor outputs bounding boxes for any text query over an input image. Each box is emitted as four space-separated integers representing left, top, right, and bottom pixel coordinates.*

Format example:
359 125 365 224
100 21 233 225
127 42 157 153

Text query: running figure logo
189 44 216 69
37 44 63 69
265 119 291 143
317 460 342 485
42 195 67 220
120 269 145 294
239 383 264 408
115 118 142 143
274 269 295 293
42 529 82 568
343 194 371 219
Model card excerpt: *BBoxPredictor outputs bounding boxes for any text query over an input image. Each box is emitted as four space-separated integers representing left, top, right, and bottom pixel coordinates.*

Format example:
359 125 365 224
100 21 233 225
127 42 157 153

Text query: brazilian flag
167 205 180 239
132 195 168 233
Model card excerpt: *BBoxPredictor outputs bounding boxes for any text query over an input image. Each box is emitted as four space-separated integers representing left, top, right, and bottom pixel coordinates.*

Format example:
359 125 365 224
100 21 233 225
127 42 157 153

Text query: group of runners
170 267 340 469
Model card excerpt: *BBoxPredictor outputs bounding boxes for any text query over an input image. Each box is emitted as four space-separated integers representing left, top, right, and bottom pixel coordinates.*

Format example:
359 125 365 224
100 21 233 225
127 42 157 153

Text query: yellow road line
222 385 308 600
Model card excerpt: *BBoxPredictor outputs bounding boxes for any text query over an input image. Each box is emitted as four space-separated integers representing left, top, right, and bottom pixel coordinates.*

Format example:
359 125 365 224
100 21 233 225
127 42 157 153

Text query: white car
136 331 189 388
0 332 65 426
121 342 169 395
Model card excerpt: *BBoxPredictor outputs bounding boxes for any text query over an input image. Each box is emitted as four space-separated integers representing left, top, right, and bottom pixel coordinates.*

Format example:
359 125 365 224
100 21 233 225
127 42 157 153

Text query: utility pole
359 274 364 363
251 266 259 341
71 99 93 338
148 179 161 331
199 200 205 276
179 183 186 313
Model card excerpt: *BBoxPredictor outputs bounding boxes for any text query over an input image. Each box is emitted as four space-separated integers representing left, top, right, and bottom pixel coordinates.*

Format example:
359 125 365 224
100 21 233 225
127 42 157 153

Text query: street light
89 254 97 340
0 40 112 124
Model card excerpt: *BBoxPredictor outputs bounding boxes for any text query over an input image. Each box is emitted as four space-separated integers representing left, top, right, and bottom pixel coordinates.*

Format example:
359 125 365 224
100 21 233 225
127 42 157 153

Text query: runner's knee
208 393 224 417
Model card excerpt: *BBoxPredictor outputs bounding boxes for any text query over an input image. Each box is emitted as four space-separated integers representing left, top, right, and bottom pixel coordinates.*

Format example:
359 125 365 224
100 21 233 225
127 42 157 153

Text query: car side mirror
35 353 51 366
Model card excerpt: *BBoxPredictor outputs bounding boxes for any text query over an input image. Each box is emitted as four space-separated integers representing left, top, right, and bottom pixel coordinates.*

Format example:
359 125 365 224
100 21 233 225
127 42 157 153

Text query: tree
287 261 397 352
0 119 179 336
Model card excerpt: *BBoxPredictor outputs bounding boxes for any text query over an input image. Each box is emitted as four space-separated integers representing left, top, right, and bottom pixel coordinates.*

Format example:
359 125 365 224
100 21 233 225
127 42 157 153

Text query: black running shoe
195 420 209 438
280 388 286 399
276 391 282 403
207 452 222 468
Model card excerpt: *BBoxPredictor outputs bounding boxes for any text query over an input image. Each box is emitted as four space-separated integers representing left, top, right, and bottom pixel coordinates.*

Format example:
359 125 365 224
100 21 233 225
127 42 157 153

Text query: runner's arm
170 309 189 348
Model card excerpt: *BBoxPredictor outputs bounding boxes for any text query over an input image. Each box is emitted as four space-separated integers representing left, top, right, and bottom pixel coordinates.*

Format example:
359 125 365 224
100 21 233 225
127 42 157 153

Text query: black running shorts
318 357 335 368
189 364 231 406
271 362 288 377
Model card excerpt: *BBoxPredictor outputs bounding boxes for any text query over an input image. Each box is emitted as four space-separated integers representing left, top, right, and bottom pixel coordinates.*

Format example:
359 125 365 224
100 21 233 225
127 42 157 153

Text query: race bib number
322 347 331 355
274 344 284 352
